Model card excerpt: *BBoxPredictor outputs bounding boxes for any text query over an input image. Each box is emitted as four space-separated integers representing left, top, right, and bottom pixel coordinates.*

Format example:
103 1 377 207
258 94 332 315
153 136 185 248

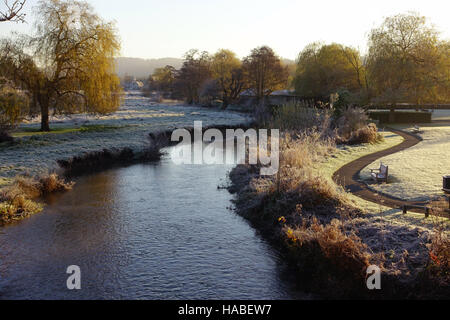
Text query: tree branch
0 0 26 23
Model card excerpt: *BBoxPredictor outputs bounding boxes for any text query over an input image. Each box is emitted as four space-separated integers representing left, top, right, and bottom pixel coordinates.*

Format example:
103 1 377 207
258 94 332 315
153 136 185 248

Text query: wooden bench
371 163 389 183
412 125 421 134
402 204 432 218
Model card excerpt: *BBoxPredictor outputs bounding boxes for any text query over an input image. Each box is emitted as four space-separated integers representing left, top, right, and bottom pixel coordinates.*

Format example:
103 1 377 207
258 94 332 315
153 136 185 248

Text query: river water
0 145 308 300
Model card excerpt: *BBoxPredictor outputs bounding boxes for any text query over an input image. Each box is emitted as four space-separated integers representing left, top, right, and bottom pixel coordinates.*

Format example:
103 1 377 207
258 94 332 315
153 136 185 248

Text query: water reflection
0 148 309 300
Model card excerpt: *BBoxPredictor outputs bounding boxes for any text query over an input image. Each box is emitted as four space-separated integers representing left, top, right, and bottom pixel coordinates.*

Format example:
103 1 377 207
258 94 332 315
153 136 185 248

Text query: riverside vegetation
228 102 449 299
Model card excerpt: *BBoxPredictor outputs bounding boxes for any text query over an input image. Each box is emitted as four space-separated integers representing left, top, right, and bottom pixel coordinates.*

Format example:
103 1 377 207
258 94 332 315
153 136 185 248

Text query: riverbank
0 92 249 185
0 92 250 224
228 131 449 299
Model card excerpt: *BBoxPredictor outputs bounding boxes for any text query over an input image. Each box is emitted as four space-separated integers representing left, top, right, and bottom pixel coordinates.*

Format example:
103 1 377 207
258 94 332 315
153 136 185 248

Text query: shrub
247 131 349 217
337 107 369 138
428 228 450 270
345 123 382 145
143 131 169 161
0 195 42 223
0 84 28 132
426 219 450 286
285 218 371 274
281 217 372 296
39 173 74 195
0 173 73 224
268 101 331 134
0 130 13 143
333 89 353 118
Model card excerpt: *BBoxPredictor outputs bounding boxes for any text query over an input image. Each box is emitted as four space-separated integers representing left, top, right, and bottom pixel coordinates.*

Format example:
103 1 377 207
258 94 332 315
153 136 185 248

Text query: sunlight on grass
318 131 404 178
362 123 450 201
318 130 448 228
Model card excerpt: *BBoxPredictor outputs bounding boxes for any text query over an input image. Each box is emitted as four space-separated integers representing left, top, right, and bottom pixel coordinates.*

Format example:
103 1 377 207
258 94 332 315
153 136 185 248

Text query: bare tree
243 46 288 104
0 0 26 22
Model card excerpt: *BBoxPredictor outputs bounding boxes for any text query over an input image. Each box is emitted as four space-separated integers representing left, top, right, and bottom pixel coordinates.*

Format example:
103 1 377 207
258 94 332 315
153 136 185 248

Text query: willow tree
211 49 247 109
294 43 365 100
367 13 449 106
6 0 122 131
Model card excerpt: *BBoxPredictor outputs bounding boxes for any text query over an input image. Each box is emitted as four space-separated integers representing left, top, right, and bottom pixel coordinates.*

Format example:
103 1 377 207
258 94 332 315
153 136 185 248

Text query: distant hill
282 58 296 66
115 57 183 79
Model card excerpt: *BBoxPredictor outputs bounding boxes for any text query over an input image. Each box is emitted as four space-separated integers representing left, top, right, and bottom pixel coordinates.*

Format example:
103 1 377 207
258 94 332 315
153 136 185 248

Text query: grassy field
318 130 448 229
0 92 249 186
318 130 404 179
361 123 450 201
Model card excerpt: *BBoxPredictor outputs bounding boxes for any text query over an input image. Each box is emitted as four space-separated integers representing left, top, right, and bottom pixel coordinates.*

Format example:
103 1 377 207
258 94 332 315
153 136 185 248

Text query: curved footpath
332 128 429 211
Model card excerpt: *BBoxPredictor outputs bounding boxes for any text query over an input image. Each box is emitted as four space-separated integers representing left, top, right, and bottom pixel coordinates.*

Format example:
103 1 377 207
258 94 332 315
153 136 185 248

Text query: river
0 144 309 300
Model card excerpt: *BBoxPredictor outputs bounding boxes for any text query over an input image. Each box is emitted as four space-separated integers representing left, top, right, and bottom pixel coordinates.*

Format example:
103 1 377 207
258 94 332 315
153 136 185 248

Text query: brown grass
39 173 74 195
343 123 383 145
426 207 450 281
0 173 73 224
258 132 350 210
335 123 383 145
428 226 450 270
228 104 449 298
284 218 371 277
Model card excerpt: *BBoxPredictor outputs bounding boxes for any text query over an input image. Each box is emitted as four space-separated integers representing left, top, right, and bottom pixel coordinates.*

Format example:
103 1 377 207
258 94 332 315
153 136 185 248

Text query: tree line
1 4 449 135
146 46 289 109
293 13 450 107
148 13 449 110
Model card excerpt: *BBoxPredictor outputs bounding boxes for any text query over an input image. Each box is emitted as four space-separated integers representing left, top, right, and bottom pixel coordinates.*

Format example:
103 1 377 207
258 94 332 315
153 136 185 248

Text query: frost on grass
360 124 450 201
0 92 249 181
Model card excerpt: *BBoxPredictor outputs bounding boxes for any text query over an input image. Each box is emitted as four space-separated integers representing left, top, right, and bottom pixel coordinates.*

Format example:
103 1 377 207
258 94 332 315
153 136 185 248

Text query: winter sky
1 0 449 60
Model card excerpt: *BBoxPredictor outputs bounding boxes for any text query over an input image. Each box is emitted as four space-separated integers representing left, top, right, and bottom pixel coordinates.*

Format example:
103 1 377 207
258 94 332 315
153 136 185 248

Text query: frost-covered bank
0 92 249 185
228 134 449 299
0 92 249 224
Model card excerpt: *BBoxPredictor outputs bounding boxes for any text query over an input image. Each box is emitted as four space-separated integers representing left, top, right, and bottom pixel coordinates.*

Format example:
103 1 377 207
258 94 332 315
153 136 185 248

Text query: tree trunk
221 98 229 110
40 103 50 132
389 105 396 124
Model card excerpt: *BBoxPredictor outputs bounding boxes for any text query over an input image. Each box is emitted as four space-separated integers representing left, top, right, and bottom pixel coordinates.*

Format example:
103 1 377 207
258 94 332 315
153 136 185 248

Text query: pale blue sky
1 0 449 60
